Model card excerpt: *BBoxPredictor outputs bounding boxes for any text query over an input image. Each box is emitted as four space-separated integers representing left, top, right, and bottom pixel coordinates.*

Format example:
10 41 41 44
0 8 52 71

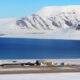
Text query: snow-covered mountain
0 5 80 39
16 5 80 30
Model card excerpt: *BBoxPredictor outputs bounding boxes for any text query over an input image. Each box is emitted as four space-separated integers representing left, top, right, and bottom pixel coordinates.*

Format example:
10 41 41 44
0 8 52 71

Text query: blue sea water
0 38 80 59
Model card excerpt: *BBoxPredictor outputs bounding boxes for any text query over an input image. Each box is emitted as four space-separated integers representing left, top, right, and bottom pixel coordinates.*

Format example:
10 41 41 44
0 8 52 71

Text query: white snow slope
0 5 80 39
0 73 80 80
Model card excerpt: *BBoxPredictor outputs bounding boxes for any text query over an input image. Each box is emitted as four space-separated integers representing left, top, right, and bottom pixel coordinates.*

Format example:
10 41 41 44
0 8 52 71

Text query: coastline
0 59 80 74
0 30 80 40
0 59 80 65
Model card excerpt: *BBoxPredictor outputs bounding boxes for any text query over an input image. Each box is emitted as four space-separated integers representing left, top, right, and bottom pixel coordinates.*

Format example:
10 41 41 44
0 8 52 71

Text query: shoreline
0 59 80 74
0 59 80 65
0 36 80 41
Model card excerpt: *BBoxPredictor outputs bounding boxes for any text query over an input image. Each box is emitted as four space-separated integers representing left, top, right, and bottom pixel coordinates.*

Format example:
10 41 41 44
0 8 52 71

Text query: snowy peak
36 5 80 17
16 5 80 30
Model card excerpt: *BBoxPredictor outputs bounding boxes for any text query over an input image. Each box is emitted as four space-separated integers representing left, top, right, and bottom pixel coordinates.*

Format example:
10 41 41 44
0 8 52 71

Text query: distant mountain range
0 5 80 39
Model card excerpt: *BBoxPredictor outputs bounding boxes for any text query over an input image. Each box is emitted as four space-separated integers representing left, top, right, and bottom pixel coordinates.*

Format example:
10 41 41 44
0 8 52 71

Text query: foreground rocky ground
0 66 80 74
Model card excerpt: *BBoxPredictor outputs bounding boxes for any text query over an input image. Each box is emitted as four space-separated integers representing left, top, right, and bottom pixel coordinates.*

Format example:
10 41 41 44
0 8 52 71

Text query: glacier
0 5 80 40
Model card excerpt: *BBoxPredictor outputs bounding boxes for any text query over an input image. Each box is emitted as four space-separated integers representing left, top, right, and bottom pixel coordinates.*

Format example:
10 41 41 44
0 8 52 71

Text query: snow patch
0 73 80 80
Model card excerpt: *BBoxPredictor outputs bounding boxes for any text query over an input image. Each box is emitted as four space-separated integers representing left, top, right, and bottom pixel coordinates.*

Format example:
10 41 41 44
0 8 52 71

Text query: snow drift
0 73 80 80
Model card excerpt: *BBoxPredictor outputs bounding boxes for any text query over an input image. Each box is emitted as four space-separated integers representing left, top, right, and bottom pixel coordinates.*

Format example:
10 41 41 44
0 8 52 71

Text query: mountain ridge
15 5 80 30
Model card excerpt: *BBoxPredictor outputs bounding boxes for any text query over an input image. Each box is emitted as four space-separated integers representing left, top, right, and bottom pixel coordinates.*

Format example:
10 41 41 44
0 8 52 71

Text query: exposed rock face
16 5 80 30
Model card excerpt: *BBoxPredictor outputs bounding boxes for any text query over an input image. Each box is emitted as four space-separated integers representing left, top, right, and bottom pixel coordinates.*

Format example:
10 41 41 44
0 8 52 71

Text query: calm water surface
0 38 80 59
